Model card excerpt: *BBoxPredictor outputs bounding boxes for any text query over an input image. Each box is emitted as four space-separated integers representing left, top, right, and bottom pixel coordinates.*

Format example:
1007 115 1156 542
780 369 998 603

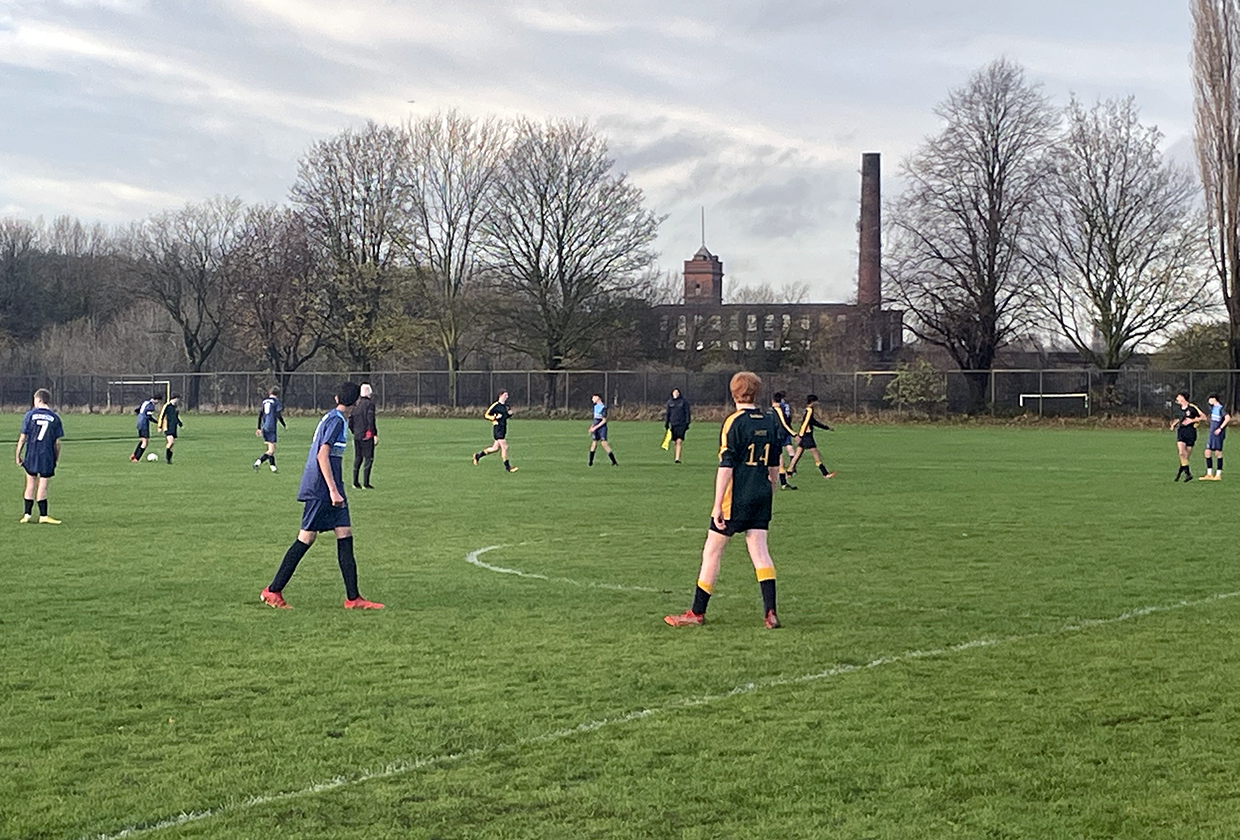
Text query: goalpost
1019 392 1090 414
106 380 171 412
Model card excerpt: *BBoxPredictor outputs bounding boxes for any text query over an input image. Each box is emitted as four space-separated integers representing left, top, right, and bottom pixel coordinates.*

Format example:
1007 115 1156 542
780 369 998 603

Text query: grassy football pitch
2 414 1237 839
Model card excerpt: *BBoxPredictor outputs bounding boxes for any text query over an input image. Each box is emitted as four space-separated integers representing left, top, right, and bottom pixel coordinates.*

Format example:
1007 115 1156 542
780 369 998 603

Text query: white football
147 452 159 461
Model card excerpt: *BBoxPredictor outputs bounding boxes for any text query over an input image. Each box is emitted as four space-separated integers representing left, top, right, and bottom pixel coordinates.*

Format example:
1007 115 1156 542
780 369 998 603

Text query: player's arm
798 410 811 436
53 438 60 465
812 416 832 431
15 432 26 466
774 408 797 436
278 411 286 428
1220 411 1232 432
317 443 344 506
711 466 733 528
484 403 499 422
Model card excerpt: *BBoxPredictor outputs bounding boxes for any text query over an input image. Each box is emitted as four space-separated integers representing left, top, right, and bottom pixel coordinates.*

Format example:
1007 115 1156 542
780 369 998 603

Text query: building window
695 340 704 351
729 339 740 350
675 340 686 350
799 316 811 331
710 339 721 348
747 314 757 332
764 314 775 332
836 314 847 323
694 314 704 329
745 339 757 350
782 314 791 333
694 283 701 296
764 339 776 350
677 316 686 336
801 339 811 349
709 314 721 332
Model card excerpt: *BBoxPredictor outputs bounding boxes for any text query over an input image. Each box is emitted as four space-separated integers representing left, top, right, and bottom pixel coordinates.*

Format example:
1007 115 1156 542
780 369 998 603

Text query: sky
0 0 1198 303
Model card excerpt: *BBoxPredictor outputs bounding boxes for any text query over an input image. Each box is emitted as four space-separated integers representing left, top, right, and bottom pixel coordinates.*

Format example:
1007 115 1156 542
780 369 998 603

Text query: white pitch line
465 545 672 593
80 588 1240 840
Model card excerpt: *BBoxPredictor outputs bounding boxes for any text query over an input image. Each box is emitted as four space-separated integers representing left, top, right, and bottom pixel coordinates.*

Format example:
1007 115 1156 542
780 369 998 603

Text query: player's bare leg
810 447 835 478
673 438 683 461
1176 441 1194 481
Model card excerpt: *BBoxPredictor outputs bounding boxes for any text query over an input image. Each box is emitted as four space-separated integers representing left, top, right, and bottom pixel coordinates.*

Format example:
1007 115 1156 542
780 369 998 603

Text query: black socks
270 539 312 592
691 586 711 616
760 579 777 614
337 536 360 601
37 499 47 517
165 447 173 463
23 498 33 516
589 450 595 466
818 463 829 476
133 443 145 460
609 452 617 465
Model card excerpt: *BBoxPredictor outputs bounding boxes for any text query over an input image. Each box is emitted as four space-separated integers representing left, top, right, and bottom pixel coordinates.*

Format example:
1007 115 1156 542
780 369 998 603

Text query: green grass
2 415 1237 840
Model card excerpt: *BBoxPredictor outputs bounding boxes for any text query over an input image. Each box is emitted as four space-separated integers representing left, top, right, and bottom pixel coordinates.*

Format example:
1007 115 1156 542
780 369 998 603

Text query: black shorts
670 424 688 442
23 465 54 479
165 431 177 439
1177 428 1197 447
799 432 817 450
262 430 278 443
493 426 507 441
708 517 770 537
301 499 351 532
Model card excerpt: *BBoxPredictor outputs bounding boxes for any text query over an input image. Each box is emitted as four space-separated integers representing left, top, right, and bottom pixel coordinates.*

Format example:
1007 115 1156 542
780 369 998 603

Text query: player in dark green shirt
473 390 517 472
665 371 782 629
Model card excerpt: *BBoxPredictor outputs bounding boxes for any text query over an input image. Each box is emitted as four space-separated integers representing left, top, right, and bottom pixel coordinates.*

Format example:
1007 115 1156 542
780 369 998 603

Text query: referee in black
349 383 378 489
663 388 691 463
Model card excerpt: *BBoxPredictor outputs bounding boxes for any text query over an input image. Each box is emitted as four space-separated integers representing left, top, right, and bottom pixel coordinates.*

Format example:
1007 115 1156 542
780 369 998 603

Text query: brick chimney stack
858 152 882 307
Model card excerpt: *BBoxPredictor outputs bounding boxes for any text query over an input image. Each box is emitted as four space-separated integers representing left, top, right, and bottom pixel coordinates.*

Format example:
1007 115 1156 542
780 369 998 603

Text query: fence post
416 371 421 406
853 372 858 414
643 371 648 406
564 371 570 412
246 373 251 412
1137 369 1142 414
313 374 318 408
1038 370 1044 416
1189 370 1194 399
526 371 531 408
604 371 609 406
1087 370 1093 416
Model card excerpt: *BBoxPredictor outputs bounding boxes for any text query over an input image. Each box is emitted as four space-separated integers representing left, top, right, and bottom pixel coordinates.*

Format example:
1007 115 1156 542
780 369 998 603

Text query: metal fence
2 368 1235 417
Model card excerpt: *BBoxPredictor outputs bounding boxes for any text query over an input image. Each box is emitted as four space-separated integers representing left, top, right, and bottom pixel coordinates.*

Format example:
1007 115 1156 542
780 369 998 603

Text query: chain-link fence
0 369 1234 417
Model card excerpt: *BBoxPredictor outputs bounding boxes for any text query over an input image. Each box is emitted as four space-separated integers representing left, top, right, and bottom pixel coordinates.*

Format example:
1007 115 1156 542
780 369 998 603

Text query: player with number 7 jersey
16 388 64 524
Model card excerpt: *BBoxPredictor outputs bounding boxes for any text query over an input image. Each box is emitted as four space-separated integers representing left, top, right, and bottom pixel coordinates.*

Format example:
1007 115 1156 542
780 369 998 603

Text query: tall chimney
858 152 881 307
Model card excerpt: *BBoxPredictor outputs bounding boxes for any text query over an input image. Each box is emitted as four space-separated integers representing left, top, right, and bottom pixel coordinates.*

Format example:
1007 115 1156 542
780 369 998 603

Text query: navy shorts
137 422 151 438
262 430 278 443
670 424 688 442
709 517 769 537
23 464 54 479
301 498 351 532
1207 431 1225 450
591 425 608 441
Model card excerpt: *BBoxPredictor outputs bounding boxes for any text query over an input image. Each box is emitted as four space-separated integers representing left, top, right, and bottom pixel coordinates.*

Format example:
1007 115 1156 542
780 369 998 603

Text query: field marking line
465 545 673 594
80 587 1240 840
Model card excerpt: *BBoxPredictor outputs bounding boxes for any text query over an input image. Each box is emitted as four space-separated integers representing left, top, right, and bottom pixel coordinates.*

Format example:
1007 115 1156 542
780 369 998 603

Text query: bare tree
125 197 245 407
484 118 661 404
0 220 40 344
1031 97 1209 389
234 205 330 390
886 59 1057 411
1193 0 1240 407
403 112 506 404
290 121 412 371
727 280 811 304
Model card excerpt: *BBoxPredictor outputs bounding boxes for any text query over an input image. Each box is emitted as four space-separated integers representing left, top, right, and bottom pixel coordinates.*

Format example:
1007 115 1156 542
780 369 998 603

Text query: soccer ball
146 452 159 461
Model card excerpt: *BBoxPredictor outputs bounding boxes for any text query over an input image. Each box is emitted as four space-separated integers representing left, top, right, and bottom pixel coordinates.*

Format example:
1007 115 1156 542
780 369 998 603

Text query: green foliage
3 417 1237 838
1152 321 1232 369
883 358 947 412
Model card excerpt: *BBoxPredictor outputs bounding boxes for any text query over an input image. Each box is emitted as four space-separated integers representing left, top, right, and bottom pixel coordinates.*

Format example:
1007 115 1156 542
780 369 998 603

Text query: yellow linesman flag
660 428 672 450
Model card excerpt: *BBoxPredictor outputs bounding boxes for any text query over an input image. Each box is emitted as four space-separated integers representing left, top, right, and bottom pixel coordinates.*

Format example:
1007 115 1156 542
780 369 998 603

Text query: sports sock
691 580 712 615
259 453 269 464
818 463 828 476
503 459 512 471
588 450 595 466
1218 456 1223 474
475 450 487 461
165 447 173 463
1206 457 1214 475
608 452 617 465
337 536 360 601
37 499 48 517
778 470 788 486
757 567 776 614
133 443 145 460
268 455 275 467
23 498 33 515
270 539 312 592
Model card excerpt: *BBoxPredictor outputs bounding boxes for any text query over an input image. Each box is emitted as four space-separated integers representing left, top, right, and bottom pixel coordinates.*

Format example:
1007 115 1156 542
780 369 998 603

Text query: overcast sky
0 0 1196 302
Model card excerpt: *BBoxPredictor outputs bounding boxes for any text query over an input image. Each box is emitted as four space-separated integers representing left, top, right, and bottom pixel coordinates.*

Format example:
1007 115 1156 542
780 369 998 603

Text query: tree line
887 1 1240 410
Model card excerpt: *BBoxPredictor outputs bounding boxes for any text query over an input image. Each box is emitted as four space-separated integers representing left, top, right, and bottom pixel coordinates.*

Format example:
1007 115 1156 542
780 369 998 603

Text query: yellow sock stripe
696 579 713 594
755 567 776 582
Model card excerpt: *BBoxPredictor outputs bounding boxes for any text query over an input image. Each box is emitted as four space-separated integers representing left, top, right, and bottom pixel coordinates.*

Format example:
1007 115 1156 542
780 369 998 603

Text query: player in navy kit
665 372 782 629
770 391 799 490
253 386 286 473
260 382 383 610
16 389 64 524
473 390 517 472
588 393 618 466
1202 393 1231 480
130 392 161 462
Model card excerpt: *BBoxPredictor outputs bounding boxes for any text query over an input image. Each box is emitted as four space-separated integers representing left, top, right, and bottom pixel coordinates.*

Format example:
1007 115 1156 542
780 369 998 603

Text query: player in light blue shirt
1203 393 1231 480
260 381 383 611
588 393 618 466
16 388 64 524
253 386 287 473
